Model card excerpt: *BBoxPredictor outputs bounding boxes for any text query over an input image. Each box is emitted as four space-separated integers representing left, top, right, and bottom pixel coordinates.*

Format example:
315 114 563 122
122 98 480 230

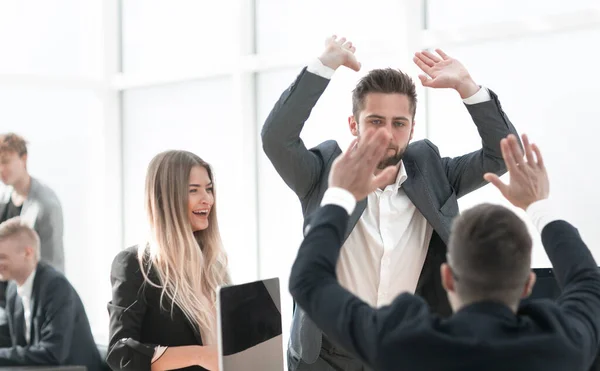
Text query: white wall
425 5 600 268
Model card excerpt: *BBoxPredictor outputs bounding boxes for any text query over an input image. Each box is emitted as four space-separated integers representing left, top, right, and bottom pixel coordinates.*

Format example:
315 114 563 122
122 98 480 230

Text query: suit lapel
344 198 367 241
28 265 42 343
401 155 450 243
11 295 26 346
0 188 10 222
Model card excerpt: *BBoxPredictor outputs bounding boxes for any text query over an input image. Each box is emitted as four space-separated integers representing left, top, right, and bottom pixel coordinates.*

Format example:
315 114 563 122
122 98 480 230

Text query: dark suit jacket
0 262 102 371
261 67 520 364
107 246 207 371
289 204 600 371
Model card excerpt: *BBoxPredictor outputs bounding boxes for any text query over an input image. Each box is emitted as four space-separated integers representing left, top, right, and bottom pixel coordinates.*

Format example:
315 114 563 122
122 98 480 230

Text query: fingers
531 143 544 168
344 138 359 157
419 74 434 87
355 129 388 168
508 134 524 166
413 56 432 75
483 173 508 197
435 49 450 60
422 50 442 64
373 166 397 190
522 134 535 166
499 137 519 173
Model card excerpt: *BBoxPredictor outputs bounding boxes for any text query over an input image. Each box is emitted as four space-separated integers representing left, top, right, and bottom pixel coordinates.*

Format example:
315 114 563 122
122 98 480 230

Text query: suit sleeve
36 200 65 273
260 68 329 200
541 221 600 364
107 249 155 371
289 204 426 368
440 89 520 198
0 276 77 365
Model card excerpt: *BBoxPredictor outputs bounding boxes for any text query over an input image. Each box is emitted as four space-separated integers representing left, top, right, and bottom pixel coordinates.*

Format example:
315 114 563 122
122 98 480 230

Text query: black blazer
107 246 207 371
0 262 102 371
289 204 600 371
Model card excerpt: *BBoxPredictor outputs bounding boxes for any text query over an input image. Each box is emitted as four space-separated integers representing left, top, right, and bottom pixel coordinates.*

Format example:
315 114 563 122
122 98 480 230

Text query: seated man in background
0 217 102 371
289 131 600 371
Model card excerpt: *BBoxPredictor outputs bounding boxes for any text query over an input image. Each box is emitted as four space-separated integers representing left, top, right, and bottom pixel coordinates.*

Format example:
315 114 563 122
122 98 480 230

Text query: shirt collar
376 160 407 193
17 268 36 299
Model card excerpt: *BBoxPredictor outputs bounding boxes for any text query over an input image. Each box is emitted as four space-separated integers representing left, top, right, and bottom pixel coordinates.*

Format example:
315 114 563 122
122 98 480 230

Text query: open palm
413 49 471 89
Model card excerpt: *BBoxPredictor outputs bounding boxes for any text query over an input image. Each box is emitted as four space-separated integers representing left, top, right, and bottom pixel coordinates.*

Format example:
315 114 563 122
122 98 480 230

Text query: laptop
217 277 284 371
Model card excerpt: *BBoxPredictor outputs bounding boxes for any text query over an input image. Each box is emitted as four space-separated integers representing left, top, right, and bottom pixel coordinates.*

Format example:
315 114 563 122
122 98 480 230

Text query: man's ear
409 119 415 141
348 115 359 137
522 271 537 298
441 263 455 293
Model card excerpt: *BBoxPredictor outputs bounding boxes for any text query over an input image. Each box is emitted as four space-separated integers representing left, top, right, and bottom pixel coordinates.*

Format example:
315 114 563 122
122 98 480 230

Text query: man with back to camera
289 130 600 371
261 35 520 370
0 217 102 370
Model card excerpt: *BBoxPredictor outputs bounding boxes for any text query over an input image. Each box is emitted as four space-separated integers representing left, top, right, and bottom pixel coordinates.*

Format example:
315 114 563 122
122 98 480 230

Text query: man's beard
377 145 406 169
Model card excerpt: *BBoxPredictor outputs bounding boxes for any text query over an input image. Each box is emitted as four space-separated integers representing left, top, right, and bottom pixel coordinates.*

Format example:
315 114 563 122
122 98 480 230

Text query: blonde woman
107 150 229 371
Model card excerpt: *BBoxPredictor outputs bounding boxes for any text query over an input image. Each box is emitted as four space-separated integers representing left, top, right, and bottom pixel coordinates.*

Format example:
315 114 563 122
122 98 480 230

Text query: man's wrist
455 77 480 99
317 54 341 71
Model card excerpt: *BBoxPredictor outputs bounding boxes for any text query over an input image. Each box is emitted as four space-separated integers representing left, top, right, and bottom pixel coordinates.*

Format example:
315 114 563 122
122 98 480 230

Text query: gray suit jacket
0 178 64 272
261 68 520 365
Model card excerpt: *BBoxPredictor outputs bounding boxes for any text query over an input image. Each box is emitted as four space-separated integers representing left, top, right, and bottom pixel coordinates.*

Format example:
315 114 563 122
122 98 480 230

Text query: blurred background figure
0 217 101 370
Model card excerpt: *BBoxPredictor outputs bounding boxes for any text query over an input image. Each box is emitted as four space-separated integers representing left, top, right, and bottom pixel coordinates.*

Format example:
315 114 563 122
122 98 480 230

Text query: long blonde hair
139 150 229 342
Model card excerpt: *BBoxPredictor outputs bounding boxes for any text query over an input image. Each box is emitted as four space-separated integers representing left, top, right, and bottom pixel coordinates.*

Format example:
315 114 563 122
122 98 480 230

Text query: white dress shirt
309 58 491 307
16 269 37 344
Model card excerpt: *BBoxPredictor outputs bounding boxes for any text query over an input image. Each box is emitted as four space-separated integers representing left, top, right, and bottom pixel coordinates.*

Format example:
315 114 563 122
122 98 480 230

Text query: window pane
427 0 598 30
0 0 103 77
256 0 408 55
121 0 237 73
426 28 600 267
122 78 257 284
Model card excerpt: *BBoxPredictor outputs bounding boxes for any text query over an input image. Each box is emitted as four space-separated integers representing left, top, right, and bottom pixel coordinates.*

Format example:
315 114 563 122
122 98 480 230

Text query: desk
1 366 86 371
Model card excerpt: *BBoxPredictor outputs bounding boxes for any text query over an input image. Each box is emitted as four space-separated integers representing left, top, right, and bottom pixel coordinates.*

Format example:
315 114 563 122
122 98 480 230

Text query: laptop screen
217 277 284 371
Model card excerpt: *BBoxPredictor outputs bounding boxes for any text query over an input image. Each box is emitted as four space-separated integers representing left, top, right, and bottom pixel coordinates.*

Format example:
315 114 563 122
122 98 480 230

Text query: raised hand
484 134 550 210
328 129 397 201
318 35 361 72
413 49 479 99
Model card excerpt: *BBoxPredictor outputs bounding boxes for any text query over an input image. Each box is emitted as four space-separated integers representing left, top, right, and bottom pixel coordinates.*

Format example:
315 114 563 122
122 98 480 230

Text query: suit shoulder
30 178 62 205
36 264 75 296
111 246 146 282
310 140 342 163
407 139 440 154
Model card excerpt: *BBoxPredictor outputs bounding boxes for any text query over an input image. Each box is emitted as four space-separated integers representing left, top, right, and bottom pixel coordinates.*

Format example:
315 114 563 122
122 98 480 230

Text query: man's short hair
351 68 418 119
0 133 28 156
448 203 532 305
0 217 40 259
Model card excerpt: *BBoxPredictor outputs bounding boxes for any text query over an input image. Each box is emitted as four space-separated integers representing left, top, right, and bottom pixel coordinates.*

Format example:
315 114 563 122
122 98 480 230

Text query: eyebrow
365 114 410 121
189 182 213 187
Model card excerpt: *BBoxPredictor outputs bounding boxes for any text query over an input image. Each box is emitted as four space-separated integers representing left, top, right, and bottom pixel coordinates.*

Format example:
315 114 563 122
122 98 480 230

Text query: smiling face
187 166 214 232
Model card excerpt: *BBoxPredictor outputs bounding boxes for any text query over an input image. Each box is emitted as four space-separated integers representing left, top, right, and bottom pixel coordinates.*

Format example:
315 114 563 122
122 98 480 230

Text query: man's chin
377 156 402 169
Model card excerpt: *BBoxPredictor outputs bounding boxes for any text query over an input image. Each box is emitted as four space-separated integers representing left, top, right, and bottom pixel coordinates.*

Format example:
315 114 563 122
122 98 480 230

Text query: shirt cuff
526 199 559 232
151 346 168 363
306 58 335 79
321 187 356 215
462 86 491 105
